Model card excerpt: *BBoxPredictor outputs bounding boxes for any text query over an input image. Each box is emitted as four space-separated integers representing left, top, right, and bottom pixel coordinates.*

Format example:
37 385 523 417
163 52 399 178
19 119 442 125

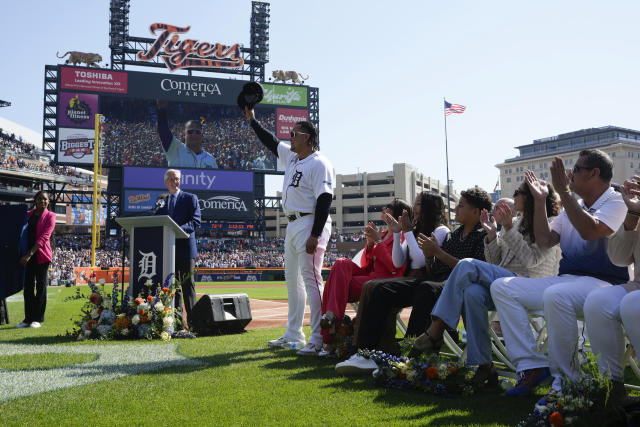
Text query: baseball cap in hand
237 82 264 110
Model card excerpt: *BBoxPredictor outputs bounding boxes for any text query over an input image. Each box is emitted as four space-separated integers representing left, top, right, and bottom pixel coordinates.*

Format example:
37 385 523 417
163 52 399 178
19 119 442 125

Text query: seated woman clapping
412 182 561 388
320 198 411 354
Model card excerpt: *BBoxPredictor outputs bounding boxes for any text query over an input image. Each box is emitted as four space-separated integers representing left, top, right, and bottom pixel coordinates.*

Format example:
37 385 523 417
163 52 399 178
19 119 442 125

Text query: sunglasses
572 164 593 173
290 130 309 138
186 129 202 135
384 203 395 210
513 189 527 197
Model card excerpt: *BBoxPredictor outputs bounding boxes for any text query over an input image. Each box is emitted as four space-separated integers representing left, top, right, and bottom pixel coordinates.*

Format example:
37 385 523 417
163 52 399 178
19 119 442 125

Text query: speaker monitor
191 293 252 335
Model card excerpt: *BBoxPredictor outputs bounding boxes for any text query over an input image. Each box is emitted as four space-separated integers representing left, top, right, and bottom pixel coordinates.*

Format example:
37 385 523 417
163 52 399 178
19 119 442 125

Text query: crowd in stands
101 100 278 170
0 128 88 178
48 234 351 278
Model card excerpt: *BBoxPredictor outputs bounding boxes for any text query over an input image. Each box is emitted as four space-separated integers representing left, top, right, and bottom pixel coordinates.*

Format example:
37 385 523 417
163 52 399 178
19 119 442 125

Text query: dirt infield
194 293 411 330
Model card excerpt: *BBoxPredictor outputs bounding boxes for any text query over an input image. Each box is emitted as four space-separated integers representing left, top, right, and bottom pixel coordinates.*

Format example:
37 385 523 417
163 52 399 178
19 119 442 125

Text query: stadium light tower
0 99 11 108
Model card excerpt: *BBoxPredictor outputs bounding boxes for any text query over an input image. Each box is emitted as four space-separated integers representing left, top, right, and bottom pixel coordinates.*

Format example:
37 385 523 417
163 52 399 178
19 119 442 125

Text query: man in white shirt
491 149 628 397
157 100 217 169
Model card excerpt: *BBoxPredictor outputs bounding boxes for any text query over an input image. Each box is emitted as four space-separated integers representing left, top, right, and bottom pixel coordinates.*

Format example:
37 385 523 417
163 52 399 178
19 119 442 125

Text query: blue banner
196 273 262 282
123 167 253 192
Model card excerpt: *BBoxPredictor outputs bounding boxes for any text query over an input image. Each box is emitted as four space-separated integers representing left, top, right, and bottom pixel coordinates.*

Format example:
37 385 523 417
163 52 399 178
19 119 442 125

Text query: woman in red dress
320 198 412 353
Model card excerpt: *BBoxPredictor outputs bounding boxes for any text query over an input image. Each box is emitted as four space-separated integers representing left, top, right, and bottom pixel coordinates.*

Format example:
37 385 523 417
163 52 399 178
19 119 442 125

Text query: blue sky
2 0 640 196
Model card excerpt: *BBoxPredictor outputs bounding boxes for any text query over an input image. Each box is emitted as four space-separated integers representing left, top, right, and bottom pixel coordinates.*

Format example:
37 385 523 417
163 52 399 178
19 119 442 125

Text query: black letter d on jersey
289 171 303 188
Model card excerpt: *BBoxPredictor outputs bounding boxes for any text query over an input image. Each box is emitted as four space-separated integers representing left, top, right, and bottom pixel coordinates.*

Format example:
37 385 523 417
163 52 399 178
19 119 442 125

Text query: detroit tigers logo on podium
289 171 303 188
138 250 157 282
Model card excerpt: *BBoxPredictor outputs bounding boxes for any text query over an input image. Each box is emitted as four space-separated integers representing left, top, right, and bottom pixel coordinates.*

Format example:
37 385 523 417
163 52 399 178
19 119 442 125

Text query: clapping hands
417 232 440 257
525 170 549 201
364 222 382 246
621 176 640 212
480 209 497 242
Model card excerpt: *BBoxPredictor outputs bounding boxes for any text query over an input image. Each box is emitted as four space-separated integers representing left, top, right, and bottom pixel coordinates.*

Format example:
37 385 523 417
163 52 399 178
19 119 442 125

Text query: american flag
444 100 466 115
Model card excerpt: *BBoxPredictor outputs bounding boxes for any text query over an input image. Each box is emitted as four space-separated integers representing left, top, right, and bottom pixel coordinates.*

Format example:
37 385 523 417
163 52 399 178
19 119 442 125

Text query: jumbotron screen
55 65 311 172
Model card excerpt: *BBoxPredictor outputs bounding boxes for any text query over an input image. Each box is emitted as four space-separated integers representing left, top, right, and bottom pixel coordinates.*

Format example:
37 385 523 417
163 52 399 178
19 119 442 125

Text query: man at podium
155 169 201 329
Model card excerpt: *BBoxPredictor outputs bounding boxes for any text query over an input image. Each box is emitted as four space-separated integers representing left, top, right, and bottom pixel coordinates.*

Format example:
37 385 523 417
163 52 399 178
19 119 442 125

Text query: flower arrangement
517 357 633 426
68 273 184 341
358 348 476 396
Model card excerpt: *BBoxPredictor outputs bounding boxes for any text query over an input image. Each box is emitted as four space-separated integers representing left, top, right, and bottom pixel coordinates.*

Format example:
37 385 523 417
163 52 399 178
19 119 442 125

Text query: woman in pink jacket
15 191 56 329
320 198 411 352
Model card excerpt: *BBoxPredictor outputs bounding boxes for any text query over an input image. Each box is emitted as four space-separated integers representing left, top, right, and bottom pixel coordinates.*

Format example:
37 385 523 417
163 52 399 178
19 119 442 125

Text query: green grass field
0 284 636 426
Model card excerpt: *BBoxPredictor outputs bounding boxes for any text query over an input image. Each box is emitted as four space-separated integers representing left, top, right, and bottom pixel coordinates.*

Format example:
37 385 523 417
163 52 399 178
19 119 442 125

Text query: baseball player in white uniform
244 106 335 355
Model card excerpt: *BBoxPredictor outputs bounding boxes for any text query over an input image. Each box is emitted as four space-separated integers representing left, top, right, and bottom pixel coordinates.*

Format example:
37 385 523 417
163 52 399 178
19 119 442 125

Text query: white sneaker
318 348 336 358
267 337 288 347
296 342 322 356
335 354 378 376
29 322 41 328
14 322 29 329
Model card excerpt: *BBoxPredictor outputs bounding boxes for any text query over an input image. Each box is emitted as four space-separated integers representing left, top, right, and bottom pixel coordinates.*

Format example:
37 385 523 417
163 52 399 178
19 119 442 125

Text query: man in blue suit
156 169 201 329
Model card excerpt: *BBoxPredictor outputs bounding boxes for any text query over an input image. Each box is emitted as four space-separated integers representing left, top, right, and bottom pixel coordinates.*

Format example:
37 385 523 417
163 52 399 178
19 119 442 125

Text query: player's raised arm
156 99 173 152
244 106 279 157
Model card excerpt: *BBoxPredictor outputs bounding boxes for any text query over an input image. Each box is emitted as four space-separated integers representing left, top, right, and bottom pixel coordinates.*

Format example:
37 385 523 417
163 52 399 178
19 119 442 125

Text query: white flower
121 328 129 336
98 278 106 285
103 300 112 310
90 308 100 319
84 329 92 337
154 302 164 312
132 314 141 325
138 303 150 312
162 316 174 327
160 331 170 341
145 279 153 287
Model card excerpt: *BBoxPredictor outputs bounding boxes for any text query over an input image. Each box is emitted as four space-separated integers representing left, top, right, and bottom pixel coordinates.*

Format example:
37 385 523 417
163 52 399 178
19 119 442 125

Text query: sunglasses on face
290 130 309 138
513 189 526 197
186 129 202 135
572 164 593 173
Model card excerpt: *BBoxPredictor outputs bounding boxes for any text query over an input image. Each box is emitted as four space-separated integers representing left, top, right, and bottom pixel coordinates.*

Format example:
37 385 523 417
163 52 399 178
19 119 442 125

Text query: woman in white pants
583 176 640 406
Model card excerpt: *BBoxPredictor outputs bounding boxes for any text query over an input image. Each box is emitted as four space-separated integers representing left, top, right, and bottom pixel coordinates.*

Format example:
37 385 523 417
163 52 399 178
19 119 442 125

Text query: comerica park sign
137 23 244 72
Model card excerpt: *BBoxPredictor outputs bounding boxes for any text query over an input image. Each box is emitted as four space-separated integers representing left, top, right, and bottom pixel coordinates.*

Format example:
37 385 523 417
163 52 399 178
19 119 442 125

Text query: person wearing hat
156 100 218 169
240 83 335 355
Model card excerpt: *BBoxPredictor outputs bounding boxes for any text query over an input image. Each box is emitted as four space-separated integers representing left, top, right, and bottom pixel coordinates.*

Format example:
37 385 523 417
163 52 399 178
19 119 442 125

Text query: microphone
154 194 168 213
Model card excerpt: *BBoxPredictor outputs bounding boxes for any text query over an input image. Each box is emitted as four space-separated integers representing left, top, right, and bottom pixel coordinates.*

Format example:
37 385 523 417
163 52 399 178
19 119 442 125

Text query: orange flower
549 412 564 427
114 316 131 330
426 366 438 379
134 297 144 305
170 294 175 298
147 295 153 302
89 293 100 305
448 366 458 374
98 309 103 315
141 316 149 323
138 309 145 316
164 307 171 312
162 287 170 293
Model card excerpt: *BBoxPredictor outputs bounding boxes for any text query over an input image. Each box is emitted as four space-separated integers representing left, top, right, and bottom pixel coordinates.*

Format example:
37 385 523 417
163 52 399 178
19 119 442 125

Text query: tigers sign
136 23 244 72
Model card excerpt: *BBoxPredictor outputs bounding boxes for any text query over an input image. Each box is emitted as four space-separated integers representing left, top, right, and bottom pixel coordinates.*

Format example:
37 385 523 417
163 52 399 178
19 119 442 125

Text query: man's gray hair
164 169 181 181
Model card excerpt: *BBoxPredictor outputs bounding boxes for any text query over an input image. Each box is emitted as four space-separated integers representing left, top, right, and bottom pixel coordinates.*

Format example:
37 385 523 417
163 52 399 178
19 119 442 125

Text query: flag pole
443 98 452 224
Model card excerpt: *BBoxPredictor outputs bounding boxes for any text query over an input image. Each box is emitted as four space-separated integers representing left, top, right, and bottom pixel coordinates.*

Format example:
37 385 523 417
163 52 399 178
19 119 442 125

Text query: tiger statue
272 70 309 84
56 51 103 68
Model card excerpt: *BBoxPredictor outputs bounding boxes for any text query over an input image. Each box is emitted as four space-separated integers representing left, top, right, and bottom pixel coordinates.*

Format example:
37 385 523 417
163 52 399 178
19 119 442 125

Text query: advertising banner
193 191 255 221
58 92 98 129
65 204 106 226
57 127 95 165
196 272 262 282
74 267 129 286
127 70 246 105
123 189 166 213
132 226 164 296
60 67 128 94
276 108 309 139
261 84 307 107
123 167 253 192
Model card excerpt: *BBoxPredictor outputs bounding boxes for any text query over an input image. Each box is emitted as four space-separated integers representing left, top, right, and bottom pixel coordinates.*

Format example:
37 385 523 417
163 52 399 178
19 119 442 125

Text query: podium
116 215 189 297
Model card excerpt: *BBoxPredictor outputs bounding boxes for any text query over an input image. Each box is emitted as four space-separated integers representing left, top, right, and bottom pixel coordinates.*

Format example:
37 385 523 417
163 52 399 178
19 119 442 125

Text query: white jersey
277 142 335 215
165 136 218 169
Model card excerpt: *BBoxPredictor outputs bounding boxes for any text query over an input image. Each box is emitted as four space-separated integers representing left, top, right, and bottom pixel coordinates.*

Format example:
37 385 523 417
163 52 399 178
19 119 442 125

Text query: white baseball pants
282 215 331 346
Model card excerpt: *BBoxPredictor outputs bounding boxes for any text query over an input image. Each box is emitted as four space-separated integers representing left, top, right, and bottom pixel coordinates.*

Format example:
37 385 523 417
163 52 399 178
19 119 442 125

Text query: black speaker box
191 293 252 335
